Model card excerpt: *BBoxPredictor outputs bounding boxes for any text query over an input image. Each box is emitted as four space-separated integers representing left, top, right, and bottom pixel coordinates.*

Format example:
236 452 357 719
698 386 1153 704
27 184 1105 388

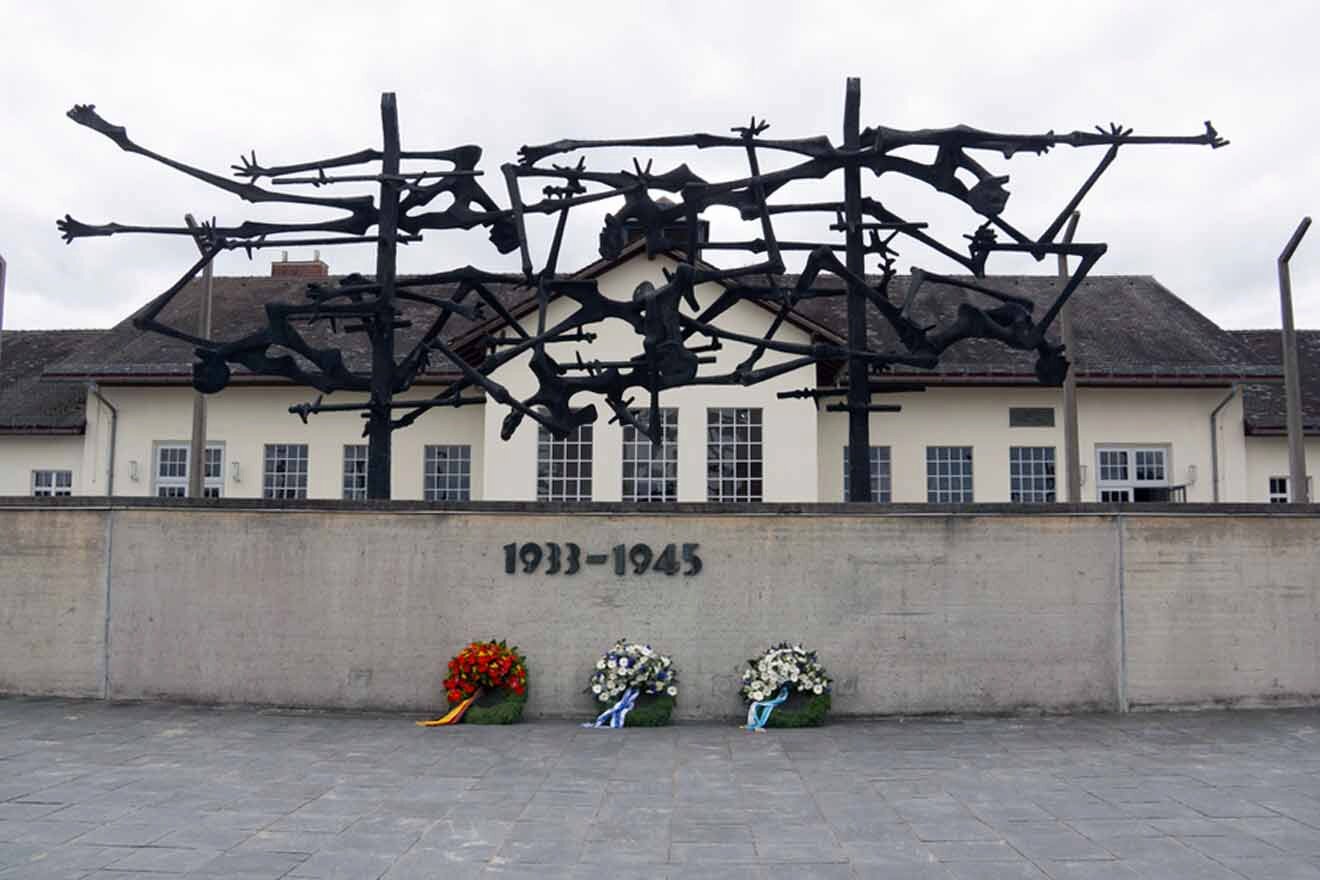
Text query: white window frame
707 408 763 502
343 445 368 500
843 445 892 502
424 445 472 501
31 469 73 497
926 446 974 503
1009 446 1056 503
537 424 593 502
1095 445 1169 502
152 442 224 498
623 408 678 503
263 443 309 499
1269 475 1314 503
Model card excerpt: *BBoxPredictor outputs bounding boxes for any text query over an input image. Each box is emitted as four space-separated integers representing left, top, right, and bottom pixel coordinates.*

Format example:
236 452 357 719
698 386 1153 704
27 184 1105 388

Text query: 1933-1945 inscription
502 542 701 577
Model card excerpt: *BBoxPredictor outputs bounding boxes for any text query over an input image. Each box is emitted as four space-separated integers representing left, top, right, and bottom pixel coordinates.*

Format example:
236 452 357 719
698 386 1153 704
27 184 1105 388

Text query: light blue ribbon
584 687 638 728
746 686 789 731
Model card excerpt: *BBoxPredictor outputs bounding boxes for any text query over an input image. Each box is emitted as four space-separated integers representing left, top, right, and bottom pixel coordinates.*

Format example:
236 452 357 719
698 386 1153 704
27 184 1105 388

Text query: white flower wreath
587 639 678 703
740 643 832 703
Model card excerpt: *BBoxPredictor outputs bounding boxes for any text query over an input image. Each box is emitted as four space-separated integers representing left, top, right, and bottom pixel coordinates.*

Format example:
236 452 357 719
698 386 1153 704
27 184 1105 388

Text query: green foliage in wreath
623 692 674 727
763 690 831 728
460 687 527 725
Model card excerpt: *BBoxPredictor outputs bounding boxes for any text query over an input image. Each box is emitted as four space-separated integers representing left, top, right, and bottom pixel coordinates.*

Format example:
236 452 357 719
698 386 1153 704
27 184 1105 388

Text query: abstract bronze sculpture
59 80 1226 499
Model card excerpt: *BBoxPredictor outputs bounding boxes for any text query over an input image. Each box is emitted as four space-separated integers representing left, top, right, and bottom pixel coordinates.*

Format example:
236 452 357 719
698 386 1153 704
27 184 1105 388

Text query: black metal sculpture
59 80 1226 500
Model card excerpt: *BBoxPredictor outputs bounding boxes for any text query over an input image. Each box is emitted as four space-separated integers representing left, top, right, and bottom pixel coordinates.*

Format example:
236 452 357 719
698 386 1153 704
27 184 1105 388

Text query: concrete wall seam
101 508 114 699
1116 513 1128 712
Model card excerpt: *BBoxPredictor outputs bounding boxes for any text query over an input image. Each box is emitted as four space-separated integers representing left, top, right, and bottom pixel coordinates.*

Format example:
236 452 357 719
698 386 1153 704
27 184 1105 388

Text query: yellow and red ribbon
417 690 482 727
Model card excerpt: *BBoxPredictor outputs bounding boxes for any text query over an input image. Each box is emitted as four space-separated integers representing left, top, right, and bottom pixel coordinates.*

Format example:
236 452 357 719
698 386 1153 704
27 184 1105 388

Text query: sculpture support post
1059 212 1082 502
843 77 872 502
183 214 212 499
368 93 401 500
1278 216 1311 503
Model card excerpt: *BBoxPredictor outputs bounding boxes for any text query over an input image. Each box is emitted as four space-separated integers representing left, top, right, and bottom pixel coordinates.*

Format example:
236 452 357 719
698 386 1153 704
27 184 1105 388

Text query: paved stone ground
3 700 1320 879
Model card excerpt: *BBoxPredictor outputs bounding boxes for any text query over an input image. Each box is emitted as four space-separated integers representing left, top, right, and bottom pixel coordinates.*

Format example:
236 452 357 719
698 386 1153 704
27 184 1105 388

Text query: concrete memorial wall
1 499 1317 719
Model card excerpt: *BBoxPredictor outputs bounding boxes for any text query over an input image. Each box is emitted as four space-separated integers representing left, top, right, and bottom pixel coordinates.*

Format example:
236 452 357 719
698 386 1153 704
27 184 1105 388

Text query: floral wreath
740 643 832 729
445 639 527 703
420 639 528 727
584 639 678 728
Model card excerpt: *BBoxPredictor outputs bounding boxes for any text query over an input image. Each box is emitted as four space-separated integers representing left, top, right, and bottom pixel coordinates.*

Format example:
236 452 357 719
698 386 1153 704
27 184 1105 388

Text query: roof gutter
88 383 118 496
1209 384 1238 502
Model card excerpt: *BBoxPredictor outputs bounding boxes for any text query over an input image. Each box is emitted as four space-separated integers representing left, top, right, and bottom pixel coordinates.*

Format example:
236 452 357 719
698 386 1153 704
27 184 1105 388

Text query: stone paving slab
2 699 1320 878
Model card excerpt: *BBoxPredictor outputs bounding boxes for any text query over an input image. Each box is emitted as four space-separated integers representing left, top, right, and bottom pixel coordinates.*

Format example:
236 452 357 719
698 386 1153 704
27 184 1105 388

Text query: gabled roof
1231 330 1320 435
789 274 1274 385
0 330 105 433
45 275 531 382
42 246 1274 389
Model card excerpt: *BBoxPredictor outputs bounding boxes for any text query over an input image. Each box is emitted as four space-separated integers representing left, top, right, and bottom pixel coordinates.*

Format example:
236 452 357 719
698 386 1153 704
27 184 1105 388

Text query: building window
926 446 973 502
1096 446 1171 502
343 445 367 500
707 408 762 502
537 424 592 501
1009 407 1055 428
264 444 309 499
843 446 892 502
1010 446 1056 503
203 447 223 498
31 470 73 497
153 443 224 498
155 445 188 498
1270 475 1314 503
425 445 472 501
623 408 678 502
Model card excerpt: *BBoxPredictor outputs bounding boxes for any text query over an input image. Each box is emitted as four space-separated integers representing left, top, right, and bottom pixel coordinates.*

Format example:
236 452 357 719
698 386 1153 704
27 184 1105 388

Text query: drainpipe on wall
88 382 118 497
1209 384 1238 503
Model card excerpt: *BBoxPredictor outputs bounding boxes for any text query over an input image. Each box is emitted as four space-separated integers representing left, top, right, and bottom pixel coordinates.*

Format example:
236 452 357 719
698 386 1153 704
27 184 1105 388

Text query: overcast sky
2 1 1316 332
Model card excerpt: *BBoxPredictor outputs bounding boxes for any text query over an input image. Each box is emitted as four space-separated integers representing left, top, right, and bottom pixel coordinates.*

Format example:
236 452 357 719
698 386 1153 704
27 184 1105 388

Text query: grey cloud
1 0 1316 331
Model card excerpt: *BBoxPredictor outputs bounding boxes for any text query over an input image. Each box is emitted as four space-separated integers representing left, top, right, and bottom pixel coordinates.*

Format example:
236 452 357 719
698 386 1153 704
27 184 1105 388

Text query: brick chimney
270 250 329 279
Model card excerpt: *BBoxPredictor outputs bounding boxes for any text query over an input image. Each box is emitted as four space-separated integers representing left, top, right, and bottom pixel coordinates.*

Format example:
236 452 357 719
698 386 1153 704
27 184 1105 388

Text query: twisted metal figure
59 81 1226 499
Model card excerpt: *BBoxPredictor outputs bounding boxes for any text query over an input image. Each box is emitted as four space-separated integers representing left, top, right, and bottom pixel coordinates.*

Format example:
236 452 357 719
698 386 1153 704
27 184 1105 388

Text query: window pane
424 444 472 501
32 469 73 497
926 446 973 502
537 425 592 501
843 446 892 502
265 444 309 499
1009 446 1056 503
342 445 368 500
1098 450 1129 483
706 408 762 502
622 408 678 502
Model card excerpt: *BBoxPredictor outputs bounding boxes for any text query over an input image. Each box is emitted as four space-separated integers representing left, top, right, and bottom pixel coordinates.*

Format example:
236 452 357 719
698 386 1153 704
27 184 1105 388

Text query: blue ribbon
746 686 789 731
584 687 638 728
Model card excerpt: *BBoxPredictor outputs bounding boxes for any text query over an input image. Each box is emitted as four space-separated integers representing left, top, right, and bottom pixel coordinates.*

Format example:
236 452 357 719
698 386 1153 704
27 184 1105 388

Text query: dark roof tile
0 330 105 431
1231 329 1320 433
46 276 532 379
45 266 1274 388
789 274 1270 380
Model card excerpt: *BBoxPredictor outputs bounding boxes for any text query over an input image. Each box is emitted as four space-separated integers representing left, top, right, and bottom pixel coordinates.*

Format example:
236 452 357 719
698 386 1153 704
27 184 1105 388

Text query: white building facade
3 252 1313 505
